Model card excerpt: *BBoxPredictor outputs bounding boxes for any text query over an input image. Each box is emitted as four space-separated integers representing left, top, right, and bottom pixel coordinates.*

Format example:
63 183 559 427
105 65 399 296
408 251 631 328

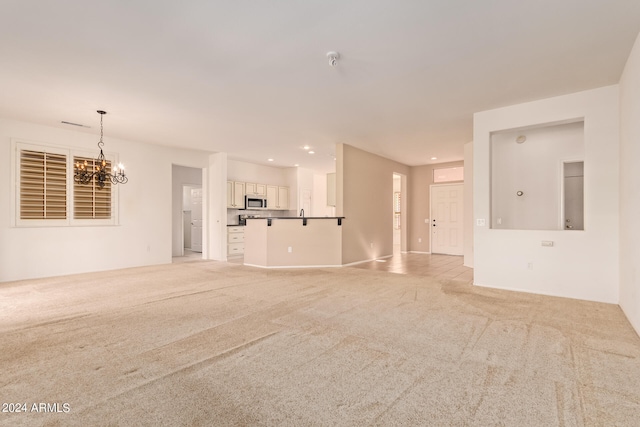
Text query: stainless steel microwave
244 196 268 209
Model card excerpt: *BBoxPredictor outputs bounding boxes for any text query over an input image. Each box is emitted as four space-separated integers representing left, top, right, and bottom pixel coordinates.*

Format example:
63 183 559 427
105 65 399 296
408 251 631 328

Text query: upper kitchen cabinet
245 182 266 197
278 186 289 210
267 185 290 210
227 181 246 209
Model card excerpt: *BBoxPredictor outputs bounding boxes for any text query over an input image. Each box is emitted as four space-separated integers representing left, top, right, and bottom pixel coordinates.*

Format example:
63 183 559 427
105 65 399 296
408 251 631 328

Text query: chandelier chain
98 110 105 150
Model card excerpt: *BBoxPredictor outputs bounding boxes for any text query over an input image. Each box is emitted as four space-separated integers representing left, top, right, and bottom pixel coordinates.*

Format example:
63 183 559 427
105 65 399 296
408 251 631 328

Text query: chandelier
74 110 127 188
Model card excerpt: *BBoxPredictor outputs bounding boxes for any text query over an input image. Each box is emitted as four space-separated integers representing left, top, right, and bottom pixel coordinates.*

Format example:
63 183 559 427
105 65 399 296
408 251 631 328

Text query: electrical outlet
418 238 422 243
476 219 486 226
370 243 374 249
541 241 554 247
527 262 533 270
288 246 292 253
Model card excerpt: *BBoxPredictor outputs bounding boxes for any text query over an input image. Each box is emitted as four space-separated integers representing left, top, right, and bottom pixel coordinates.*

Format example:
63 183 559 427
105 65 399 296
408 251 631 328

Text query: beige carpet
1 261 639 426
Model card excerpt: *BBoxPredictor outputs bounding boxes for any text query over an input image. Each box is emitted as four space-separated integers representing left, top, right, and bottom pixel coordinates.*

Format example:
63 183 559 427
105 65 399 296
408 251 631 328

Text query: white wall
619 32 640 335
0 117 209 282
207 152 227 261
491 121 584 230
463 142 474 268
312 174 335 217
227 159 291 186
473 86 620 303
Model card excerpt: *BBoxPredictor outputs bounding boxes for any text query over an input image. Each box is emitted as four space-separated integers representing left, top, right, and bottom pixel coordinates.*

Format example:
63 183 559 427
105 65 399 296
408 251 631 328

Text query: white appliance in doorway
431 183 464 255
190 187 203 253
300 188 311 216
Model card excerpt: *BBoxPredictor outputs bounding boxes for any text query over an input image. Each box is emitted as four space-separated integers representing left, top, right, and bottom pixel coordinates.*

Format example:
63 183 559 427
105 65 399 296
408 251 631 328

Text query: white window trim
12 139 120 227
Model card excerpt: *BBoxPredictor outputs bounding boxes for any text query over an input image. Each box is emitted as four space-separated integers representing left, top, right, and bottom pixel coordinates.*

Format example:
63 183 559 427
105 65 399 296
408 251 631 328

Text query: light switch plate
541 241 554 247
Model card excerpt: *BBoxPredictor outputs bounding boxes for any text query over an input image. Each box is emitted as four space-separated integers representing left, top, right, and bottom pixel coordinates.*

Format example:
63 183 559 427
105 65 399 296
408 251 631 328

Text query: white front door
431 184 464 255
191 187 203 253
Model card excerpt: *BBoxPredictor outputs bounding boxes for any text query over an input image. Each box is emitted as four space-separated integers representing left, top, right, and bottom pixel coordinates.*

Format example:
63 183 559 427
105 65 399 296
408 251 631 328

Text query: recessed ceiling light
303 145 310 150
268 158 274 162
294 164 299 167
431 157 438 160
308 151 315 154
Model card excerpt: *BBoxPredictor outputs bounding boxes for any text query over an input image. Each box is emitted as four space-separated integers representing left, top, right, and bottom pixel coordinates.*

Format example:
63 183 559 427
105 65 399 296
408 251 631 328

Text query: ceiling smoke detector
516 135 527 144
327 51 340 67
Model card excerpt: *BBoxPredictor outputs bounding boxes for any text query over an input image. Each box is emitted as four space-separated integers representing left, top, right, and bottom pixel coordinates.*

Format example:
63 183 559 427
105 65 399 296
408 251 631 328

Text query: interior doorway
172 164 204 261
430 183 464 255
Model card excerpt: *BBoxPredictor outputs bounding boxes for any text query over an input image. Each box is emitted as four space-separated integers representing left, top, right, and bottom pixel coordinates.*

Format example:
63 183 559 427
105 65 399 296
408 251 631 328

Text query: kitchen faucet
299 209 304 217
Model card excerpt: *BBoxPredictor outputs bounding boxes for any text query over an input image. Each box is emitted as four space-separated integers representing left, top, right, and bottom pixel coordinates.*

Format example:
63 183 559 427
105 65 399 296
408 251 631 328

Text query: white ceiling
1 1 639 173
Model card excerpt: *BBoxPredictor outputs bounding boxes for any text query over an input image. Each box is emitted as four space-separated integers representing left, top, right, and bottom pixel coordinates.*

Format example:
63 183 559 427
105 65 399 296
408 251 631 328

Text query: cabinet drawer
227 243 244 255
227 227 245 233
228 233 245 243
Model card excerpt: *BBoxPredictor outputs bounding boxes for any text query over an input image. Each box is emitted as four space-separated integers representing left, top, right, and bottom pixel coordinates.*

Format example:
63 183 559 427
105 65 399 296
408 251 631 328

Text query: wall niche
490 120 584 230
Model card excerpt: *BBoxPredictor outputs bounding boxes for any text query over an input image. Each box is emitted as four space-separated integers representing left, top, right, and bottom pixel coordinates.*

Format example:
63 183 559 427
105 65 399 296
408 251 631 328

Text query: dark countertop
246 216 345 226
227 224 244 227
245 216 345 220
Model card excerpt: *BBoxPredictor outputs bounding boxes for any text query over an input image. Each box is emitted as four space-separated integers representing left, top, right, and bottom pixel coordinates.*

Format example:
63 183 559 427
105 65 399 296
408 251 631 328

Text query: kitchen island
243 217 344 268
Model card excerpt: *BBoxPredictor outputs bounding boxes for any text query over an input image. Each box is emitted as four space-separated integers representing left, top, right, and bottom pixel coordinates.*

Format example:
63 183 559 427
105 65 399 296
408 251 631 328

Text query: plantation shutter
73 156 112 219
19 149 67 219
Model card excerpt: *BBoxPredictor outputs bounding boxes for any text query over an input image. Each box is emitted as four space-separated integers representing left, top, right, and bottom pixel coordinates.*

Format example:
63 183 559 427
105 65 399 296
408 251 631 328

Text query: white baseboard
243 263 342 269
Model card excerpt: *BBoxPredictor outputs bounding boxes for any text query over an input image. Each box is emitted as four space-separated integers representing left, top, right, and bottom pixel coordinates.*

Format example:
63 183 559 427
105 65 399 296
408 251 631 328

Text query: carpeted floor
1 260 639 426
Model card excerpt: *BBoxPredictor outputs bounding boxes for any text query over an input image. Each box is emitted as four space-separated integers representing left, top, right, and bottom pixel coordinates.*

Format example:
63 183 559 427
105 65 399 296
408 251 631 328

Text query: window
393 192 401 213
393 192 401 230
433 166 464 183
73 156 112 219
19 149 67 220
13 140 118 226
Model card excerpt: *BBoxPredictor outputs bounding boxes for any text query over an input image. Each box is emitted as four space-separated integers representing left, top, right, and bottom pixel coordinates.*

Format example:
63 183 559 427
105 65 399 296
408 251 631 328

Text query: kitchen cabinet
227 226 244 256
227 181 245 208
266 185 289 210
245 182 266 196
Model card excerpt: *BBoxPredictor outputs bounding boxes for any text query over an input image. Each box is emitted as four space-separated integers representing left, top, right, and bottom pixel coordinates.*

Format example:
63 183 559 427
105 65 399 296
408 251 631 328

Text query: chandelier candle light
74 110 127 188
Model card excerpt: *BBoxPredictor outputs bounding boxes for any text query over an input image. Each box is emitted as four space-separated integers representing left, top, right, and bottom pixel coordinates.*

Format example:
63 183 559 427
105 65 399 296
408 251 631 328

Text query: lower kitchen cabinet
227 226 244 256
